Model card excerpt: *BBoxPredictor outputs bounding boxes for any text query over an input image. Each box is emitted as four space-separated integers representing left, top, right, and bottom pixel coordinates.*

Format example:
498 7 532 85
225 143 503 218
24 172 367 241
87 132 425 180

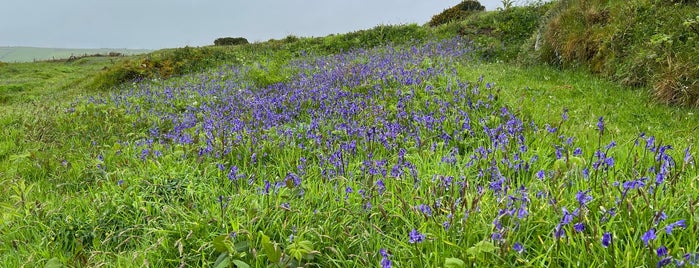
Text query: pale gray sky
1 0 516 49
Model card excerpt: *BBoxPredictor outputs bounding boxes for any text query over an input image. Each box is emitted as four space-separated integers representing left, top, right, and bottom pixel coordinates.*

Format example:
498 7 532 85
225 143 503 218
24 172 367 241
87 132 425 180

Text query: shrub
214 37 249 46
429 0 486 27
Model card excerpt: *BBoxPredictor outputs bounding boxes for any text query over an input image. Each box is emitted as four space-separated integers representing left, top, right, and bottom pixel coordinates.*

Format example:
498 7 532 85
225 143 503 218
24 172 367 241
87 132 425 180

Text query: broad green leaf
231 260 250 268
467 240 497 256
213 253 230 268
44 258 64 268
444 257 466 268
260 232 281 263
213 235 233 253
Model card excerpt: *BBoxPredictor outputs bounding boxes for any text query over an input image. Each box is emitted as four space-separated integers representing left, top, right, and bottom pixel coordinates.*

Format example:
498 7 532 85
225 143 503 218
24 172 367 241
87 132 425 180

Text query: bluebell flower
574 222 585 232
597 116 604 135
576 190 593 207
665 219 686 234
536 170 545 180
602 232 612 248
657 257 672 268
642 228 656 246
408 229 425 243
657 245 668 257
513 242 524 253
379 248 392 268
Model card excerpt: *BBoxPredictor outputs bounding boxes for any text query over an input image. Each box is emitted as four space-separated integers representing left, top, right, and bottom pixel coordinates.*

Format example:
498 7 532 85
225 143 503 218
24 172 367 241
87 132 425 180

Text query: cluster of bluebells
75 37 699 266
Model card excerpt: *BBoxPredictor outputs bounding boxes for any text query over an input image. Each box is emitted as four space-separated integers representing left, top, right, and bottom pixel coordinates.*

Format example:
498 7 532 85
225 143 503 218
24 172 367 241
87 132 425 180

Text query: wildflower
562 109 569 121
536 170 545 180
513 242 524 253
574 222 585 232
597 116 604 136
408 229 425 243
605 141 617 150
576 190 593 207
657 257 672 268
376 179 386 195
665 219 687 234
657 245 668 257
602 232 612 248
417 204 432 217
573 147 583 156
642 228 656 246
443 221 451 231
685 253 699 265
379 248 392 268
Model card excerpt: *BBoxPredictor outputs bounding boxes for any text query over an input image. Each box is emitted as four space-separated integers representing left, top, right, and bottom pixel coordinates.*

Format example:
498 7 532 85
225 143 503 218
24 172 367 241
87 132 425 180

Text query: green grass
0 57 122 112
0 47 151 63
456 63 699 150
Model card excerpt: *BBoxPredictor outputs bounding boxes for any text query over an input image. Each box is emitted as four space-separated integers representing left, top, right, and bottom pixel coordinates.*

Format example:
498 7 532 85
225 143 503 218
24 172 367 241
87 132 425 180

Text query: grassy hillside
1 2 698 267
0 47 151 63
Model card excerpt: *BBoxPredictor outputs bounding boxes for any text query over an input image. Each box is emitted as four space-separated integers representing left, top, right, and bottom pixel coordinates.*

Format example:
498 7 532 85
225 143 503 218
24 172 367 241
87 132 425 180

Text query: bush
429 0 485 27
214 37 249 46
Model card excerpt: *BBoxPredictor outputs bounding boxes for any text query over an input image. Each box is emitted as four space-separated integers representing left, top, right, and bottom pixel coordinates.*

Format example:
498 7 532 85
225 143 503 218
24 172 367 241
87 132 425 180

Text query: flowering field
2 37 698 267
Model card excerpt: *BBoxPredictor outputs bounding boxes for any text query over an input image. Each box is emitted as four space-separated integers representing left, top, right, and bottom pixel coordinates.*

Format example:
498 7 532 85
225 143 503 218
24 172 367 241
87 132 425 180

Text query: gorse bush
429 0 486 27
214 37 249 46
529 0 699 106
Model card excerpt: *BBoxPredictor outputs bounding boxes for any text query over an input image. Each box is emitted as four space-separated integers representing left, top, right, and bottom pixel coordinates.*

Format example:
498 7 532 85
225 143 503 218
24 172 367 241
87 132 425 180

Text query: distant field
0 47 151 62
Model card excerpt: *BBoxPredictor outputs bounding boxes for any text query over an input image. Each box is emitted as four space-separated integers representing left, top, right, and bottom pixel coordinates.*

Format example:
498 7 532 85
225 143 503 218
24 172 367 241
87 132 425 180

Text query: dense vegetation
214 37 250 46
525 0 699 106
1 1 698 267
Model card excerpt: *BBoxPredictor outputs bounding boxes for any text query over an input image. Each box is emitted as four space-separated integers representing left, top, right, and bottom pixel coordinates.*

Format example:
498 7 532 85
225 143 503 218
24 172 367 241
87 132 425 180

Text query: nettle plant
68 37 699 267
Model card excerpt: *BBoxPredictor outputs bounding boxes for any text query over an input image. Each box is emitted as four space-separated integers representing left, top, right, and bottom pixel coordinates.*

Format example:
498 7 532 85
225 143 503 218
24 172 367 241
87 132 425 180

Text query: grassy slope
0 57 123 112
1 4 698 267
0 47 151 63
458 63 699 150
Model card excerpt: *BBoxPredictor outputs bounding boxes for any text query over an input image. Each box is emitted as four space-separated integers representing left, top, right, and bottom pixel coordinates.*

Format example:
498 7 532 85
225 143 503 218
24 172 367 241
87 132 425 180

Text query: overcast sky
2 0 517 49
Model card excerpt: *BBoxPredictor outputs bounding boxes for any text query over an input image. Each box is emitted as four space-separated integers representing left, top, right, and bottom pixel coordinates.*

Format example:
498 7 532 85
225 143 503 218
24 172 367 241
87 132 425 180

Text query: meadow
2 2 699 268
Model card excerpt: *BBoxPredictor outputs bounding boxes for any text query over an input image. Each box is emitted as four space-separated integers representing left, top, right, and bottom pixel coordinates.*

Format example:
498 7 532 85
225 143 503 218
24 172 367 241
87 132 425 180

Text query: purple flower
642 228 656 246
573 147 583 156
417 204 433 217
602 232 612 248
685 253 699 265
665 219 687 234
379 248 392 268
576 190 593 207
376 179 386 194
513 242 524 253
562 109 569 121
657 257 672 268
573 222 585 232
536 170 545 180
597 116 604 136
657 245 668 257
408 229 425 243
605 140 617 150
